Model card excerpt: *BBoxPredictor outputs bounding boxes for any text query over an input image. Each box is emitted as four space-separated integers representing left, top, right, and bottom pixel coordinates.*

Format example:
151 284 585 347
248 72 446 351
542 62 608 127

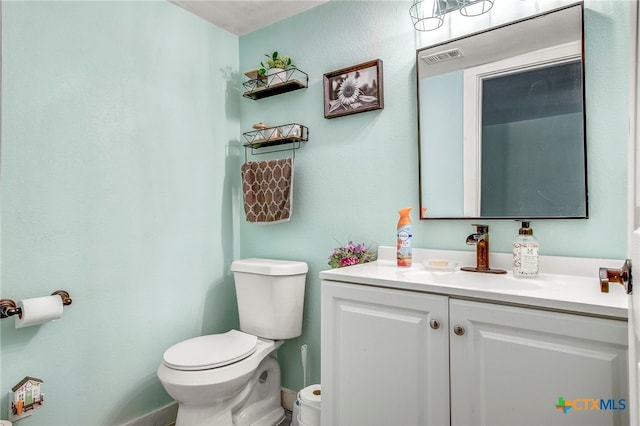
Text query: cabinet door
450 299 629 426
321 281 449 426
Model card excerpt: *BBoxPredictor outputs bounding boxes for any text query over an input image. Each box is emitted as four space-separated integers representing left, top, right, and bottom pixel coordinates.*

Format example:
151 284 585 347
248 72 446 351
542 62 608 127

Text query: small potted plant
328 241 376 268
258 51 294 86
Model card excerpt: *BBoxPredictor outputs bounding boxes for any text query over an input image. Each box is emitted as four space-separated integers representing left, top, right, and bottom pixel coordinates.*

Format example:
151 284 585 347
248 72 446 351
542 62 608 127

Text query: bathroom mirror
417 4 587 219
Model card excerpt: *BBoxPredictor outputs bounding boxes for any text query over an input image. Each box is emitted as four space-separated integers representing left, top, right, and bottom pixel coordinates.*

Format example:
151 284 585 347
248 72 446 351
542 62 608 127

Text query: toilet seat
162 330 258 371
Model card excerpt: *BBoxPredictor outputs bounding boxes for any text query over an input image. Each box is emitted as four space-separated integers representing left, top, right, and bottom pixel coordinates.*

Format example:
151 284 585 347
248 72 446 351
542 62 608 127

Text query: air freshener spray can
397 207 412 267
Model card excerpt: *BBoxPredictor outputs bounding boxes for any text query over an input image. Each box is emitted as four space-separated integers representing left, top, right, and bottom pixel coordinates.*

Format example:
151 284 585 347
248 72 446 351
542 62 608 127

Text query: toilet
157 258 308 426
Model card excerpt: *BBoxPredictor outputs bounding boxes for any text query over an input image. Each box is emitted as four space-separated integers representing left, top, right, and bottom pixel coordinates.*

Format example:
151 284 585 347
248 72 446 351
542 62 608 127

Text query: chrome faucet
461 224 506 274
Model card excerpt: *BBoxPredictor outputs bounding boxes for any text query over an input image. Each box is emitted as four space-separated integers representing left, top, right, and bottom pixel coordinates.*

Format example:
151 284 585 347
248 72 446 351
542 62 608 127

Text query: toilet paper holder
0 290 72 319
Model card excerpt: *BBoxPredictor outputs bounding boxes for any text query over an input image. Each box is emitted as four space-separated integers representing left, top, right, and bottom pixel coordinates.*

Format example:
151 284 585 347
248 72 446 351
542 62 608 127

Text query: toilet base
175 356 284 426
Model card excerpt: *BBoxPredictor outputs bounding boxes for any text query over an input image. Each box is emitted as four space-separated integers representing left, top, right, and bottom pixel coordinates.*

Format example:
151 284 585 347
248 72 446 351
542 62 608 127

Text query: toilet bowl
157 258 308 426
158 331 284 426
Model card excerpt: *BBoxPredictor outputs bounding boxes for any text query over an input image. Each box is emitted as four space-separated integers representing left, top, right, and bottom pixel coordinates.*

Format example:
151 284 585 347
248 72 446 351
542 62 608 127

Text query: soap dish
424 259 458 272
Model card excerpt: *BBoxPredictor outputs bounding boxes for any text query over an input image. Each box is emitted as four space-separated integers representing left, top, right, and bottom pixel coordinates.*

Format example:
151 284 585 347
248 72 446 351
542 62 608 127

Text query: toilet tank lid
231 258 308 276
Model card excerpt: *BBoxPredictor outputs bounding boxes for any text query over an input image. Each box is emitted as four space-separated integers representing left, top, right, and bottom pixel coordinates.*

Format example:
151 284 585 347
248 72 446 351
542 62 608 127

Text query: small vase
267 68 286 86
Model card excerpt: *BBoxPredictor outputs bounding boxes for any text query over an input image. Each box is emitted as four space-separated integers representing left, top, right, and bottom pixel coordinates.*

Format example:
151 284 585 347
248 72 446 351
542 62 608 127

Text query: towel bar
242 123 308 160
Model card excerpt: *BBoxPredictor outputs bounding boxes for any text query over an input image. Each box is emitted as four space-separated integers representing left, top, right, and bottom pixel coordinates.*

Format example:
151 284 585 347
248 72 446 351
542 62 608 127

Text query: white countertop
319 246 629 319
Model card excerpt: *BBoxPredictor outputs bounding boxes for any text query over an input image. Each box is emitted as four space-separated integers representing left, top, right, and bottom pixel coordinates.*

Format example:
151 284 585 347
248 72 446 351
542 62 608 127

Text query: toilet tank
231 258 308 340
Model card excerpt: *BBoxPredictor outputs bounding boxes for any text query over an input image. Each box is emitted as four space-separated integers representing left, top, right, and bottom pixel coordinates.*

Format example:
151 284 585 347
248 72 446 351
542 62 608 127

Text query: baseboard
121 390 295 425
281 387 298 412
120 402 178 426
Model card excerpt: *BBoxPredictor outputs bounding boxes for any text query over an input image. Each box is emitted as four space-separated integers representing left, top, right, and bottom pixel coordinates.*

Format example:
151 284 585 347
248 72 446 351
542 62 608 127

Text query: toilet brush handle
301 344 308 389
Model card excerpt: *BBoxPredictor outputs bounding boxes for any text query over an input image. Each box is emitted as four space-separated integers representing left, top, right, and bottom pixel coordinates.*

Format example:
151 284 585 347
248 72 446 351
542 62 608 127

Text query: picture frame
323 59 384 119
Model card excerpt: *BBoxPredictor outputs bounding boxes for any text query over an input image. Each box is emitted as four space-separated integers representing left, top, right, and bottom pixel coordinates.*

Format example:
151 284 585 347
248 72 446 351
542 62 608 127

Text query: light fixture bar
410 0 495 31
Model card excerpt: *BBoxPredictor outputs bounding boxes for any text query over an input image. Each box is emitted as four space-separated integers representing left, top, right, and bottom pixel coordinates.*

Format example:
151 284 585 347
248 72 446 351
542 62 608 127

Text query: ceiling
170 1 330 36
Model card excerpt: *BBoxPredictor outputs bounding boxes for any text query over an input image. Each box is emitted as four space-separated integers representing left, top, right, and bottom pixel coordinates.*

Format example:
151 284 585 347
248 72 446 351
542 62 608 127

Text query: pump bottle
397 207 412 267
513 221 539 278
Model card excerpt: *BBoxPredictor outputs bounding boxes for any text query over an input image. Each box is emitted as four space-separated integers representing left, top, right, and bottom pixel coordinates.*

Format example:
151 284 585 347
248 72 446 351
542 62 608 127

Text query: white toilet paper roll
15 295 64 328
299 384 321 426
299 384 321 407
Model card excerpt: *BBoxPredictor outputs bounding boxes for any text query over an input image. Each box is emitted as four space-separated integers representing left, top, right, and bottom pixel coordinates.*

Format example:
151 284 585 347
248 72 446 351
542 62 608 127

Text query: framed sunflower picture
323 59 384 119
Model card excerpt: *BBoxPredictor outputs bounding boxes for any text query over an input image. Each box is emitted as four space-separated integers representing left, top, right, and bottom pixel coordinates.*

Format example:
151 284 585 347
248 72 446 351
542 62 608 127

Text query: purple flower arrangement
328 241 376 268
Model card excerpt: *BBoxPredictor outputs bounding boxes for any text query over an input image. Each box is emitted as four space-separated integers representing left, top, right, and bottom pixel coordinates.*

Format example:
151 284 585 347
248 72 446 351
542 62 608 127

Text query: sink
400 269 543 292
465 273 543 291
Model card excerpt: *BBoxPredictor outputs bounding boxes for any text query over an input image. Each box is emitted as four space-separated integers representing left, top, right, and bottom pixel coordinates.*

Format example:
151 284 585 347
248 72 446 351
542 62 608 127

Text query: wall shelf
242 68 308 100
242 123 309 155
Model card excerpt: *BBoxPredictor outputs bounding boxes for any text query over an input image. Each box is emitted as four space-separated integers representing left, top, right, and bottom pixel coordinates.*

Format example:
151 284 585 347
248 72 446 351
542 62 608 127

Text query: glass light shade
410 0 445 31
411 0 494 31
458 0 494 17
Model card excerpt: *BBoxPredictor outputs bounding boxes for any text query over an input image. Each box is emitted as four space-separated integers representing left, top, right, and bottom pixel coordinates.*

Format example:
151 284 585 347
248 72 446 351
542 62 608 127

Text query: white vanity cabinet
321 281 450 426
321 280 629 426
449 298 628 426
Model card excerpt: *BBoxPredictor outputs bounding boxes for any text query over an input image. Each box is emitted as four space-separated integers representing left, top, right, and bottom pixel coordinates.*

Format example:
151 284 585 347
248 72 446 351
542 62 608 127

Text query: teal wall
239 0 629 391
1 1 239 424
1 0 630 424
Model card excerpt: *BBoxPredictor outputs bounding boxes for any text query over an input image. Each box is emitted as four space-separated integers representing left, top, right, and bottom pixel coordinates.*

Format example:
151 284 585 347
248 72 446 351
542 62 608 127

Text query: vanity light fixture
410 0 494 31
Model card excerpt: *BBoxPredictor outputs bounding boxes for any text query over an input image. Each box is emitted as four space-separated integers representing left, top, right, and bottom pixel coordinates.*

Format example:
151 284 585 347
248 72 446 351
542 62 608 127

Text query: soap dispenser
513 221 539 278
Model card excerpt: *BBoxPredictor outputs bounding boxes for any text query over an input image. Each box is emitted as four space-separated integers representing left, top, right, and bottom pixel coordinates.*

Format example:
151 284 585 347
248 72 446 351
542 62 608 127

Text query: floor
280 409 293 426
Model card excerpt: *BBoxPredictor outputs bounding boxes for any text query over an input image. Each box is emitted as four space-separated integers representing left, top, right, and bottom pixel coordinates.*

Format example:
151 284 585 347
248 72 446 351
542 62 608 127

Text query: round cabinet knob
453 325 466 336
430 319 440 330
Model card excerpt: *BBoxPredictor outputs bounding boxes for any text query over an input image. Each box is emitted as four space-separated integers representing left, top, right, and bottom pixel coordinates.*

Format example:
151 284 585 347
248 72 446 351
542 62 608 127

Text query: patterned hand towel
241 157 294 223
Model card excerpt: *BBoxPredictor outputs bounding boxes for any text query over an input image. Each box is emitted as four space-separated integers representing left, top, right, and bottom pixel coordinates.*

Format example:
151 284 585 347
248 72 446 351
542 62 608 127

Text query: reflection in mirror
417 4 587 220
